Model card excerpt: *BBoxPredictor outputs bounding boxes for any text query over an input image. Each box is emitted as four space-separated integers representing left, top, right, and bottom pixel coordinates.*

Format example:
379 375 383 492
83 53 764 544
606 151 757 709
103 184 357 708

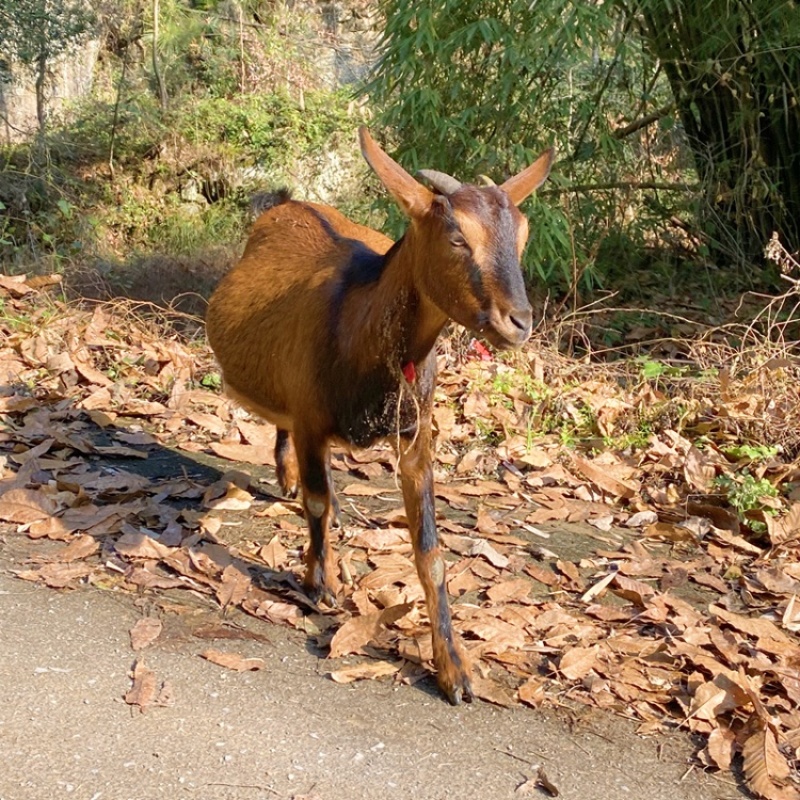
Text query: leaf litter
1 276 799 798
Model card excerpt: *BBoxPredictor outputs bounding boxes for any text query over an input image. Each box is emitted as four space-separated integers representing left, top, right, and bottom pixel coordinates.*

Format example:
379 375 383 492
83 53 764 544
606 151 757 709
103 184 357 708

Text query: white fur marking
307 497 326 518
431 556 446 586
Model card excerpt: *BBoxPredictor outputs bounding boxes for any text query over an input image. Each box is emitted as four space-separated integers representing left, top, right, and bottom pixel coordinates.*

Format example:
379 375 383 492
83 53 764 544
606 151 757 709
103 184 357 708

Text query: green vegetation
0 0 96 132
3 0 799 312
722 443 779 463
199 371 222 390
714 471 779 532
368 0 800 293
0 0 361 294
1 2 799 468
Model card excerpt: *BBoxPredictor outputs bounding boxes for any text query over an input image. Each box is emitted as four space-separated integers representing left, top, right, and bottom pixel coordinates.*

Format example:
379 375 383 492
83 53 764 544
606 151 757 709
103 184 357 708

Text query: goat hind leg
275 428 299 498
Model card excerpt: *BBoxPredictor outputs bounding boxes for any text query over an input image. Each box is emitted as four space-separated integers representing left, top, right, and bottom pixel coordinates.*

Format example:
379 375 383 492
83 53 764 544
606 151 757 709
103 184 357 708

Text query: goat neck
336 226 449 372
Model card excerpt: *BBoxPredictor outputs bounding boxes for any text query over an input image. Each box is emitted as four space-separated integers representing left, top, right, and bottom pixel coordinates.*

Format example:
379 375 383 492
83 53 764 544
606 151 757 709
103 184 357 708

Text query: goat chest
328 356 436 448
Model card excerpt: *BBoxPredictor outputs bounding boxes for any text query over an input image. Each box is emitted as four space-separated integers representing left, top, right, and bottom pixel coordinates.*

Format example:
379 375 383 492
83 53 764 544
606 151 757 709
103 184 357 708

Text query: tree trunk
35 51 48 134
152 0 168 112
638 0 800 268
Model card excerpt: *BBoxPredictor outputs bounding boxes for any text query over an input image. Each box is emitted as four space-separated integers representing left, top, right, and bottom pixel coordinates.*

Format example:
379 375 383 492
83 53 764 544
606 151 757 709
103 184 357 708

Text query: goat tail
251 188 292 217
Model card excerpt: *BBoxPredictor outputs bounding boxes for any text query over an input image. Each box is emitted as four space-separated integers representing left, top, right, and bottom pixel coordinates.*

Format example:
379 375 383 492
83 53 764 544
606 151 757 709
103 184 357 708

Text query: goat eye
449 234 468 248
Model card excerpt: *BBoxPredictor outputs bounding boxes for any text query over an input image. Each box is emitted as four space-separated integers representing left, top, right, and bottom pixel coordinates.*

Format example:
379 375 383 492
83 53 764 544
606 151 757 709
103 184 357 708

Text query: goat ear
359 127 433 217
500 148 555 206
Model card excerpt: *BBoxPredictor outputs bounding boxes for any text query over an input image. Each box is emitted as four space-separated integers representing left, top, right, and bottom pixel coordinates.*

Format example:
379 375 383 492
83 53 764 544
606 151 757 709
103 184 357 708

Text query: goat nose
509 305 533 334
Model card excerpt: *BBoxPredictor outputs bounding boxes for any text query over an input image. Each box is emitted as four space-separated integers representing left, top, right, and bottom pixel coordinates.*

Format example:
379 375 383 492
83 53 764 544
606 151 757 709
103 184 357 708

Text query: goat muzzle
487 303 534 349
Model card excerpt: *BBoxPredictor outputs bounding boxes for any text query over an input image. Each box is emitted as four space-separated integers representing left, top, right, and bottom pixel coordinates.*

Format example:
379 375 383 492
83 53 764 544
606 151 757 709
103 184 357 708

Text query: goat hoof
447 679 474 706
276 465 299 498
312 586 338 608
440 671 474 706
282 482 299 499
305 581 338 608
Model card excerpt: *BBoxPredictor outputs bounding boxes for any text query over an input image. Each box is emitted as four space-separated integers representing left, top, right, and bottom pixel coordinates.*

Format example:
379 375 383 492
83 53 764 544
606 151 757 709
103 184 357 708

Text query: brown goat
205 127 553 704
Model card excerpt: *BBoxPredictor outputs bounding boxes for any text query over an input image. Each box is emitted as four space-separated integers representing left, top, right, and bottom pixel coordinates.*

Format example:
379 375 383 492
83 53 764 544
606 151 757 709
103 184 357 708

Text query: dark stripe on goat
443 193 487 301
299 447 330 570
418 478 438 553
491 204 525 295
435 581 462 666
340 239 398 288
300 203 395 290
328 239 404 361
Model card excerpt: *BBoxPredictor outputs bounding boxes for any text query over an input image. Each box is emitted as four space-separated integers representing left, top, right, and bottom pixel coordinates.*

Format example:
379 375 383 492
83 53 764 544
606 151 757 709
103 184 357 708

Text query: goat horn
477 174 495 187
416 169 462 195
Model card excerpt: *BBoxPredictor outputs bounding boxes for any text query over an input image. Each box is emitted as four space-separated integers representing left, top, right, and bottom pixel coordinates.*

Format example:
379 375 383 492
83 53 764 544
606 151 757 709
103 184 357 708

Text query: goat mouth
486 329 529 350
483 307 533 350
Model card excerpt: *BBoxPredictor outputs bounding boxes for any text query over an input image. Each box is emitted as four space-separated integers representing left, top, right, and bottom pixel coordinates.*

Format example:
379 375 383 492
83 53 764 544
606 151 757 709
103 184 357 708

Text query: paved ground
0 547 740 800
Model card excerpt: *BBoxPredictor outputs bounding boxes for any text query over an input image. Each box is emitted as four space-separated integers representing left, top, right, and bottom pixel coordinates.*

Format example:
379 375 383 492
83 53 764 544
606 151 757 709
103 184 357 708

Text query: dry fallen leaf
54 533 100 562
688 674 749 722
517 676 546 708
115 529 175 560
205 484 254 511
341 483 391 497
643 521 697 543
466 538 509 569
327 660 401 683
254 501 302 518
216 564 252 609
705 724 736 771
536 766 560 797
611 573 654 606
209 442 274 466
329 603 413 659
259 534 289 569
486 577 533 604
130 617 163 651
15 562 94 588
515 776 539 795
572 454 637 500
558 645 599 681
201 648 265 672
125 660 157 713
470 673 515 707
0 488 59 523
741 714 798 800
684 446 717 492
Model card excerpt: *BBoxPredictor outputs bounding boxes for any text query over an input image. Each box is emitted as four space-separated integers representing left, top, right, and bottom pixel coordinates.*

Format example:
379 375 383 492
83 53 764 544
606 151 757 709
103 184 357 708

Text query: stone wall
0 1 381 143
317 0 381 87
0 39 101 143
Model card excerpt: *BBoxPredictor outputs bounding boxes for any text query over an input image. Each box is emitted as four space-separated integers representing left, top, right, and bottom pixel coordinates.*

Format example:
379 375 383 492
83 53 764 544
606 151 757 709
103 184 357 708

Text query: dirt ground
0 451 738 800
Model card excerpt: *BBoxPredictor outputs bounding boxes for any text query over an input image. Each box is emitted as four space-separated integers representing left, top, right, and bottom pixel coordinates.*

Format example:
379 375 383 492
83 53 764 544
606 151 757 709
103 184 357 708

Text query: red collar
402 361 416 383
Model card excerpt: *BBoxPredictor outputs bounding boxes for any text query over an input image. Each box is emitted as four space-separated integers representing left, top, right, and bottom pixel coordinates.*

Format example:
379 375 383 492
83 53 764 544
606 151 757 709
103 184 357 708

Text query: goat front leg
276 428 340 528
295 433 340 607
398 427 474 705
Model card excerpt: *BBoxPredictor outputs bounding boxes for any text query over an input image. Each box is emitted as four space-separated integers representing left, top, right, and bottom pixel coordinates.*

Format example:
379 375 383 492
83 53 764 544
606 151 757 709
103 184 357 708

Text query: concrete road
0 556 737 800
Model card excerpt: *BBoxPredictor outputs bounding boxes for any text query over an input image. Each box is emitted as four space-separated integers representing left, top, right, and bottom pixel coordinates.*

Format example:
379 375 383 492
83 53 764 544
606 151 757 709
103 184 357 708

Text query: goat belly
332 366 422 448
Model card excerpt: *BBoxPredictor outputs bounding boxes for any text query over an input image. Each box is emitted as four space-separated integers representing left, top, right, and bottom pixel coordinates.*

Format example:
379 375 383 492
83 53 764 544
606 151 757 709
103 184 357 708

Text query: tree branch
542 181 698 194
612 103 675 139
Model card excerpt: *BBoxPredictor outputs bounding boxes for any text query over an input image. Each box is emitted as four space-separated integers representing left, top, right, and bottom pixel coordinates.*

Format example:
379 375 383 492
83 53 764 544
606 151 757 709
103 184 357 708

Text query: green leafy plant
603 421 654 453
714 470 779 531
0 200 11 247
186 90 355 166
722 443 779 463
200 371 222 390
636 356 689 382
